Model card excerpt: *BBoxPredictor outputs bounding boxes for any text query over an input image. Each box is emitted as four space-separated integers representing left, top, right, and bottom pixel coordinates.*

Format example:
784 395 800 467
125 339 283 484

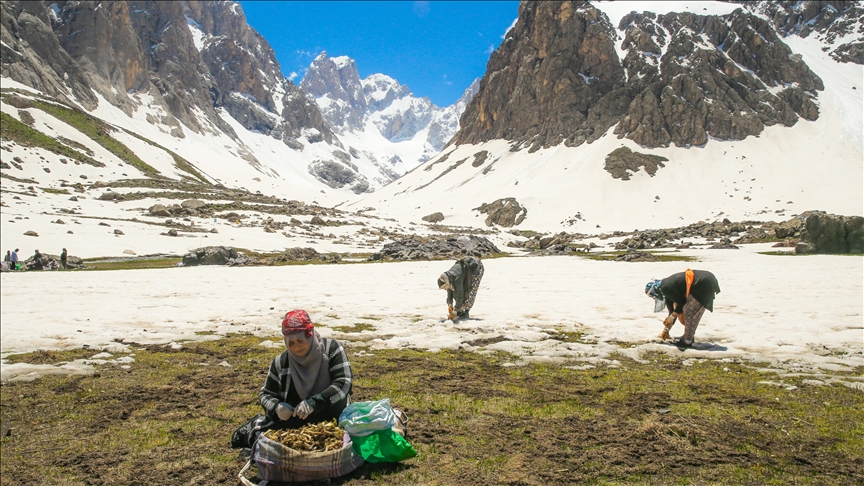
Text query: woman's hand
295 400 315 419
276 402 294 420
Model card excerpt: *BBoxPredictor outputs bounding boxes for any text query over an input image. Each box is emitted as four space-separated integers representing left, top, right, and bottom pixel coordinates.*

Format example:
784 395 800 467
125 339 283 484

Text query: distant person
10 249 19 270
31 249 43 270
4 251 10 263
438 256 484 321
259 309 353 429
645 269 721 348
60 248 68 269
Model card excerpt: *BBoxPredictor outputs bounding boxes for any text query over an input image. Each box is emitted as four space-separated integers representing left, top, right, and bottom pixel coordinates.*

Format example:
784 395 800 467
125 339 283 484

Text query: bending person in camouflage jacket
437 256 484 321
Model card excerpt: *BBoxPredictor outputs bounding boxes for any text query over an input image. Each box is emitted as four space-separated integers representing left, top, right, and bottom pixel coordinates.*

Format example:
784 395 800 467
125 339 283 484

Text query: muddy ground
1 334 862 485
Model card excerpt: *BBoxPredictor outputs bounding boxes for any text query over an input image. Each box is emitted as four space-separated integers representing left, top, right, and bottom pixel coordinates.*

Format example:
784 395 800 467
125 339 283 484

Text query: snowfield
2 243 861 388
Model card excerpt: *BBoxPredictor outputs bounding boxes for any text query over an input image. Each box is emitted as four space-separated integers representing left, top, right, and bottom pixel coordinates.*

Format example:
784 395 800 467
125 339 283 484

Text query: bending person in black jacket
438 256 484 321
645 269 720 347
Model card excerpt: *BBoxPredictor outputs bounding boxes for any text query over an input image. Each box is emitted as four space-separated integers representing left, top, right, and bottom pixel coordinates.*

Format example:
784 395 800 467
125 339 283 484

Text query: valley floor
0 245 862 485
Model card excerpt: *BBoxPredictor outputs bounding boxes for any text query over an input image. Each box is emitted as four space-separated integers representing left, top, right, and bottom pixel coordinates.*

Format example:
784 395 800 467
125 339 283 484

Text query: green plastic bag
351 429 417 463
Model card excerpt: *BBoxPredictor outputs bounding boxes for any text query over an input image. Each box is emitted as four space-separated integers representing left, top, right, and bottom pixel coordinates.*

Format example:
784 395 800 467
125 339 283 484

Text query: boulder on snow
181 199 207 210
421 212 445 223
149 204 172 217
473 198 527 227
181 246 240 267
796 211 864 254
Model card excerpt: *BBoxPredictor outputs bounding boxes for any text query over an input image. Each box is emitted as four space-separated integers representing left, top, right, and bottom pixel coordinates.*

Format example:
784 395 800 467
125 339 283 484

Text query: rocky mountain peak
363 73 412 112
299 51 479 166
455 0 827 151
299 51 367 131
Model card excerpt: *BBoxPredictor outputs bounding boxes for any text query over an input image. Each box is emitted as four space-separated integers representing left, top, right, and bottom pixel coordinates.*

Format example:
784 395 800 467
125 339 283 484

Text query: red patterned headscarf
282 309 314 337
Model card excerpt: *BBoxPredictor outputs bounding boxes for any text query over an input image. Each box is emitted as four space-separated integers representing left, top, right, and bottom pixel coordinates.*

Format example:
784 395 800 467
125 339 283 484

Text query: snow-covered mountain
0 0 861 253
347 0 863 233
300 52 479 172
1 0 476 196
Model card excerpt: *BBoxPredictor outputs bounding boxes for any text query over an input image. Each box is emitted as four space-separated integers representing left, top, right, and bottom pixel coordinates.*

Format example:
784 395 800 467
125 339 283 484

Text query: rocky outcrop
473 198 527 227
604 147 668 180
307 160 370 194
796 211 864 254
370 235 500 261
456 2 824 150
181 246 240 266
271 247 341 264
23 252 83 270
738 1 864 65
457 1 625 151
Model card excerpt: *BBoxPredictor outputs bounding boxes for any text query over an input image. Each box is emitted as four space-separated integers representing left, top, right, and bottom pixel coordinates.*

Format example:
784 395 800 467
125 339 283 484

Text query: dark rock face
457 1 625 151
0 1 334 149
370 235 500 261
456 2 824 150
182 246 240 266
739 1 864 65
796 211 864 254
473 198 527 227
307 160 370 194
422 212 445 223
604 147 668 180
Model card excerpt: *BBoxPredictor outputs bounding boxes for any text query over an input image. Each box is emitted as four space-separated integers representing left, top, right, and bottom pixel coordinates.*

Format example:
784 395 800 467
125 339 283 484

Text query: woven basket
246 432 364 483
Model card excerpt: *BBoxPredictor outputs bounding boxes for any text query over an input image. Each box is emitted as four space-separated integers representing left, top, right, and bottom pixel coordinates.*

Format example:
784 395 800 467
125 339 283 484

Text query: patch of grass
41 187 69 195
81 257 182 270
32 100 159 176
2 336 862 485
121 128 209 184
0 111 103 167
3 347 96 365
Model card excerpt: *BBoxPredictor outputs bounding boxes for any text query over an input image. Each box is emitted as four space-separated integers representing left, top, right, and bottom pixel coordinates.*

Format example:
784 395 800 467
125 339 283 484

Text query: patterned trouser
680 295 706 344
458 260 484 314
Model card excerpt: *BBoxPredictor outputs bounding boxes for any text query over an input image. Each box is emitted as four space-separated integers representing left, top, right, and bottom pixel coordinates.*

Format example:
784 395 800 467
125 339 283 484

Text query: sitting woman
259 309 353 427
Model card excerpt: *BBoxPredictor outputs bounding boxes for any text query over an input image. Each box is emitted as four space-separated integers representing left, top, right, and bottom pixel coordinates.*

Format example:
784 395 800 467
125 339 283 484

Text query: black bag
231 414 274 449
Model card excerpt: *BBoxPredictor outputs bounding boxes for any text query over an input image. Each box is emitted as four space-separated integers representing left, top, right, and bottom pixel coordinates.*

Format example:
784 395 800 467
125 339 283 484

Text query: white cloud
485 44 495 55
288 72 298 81
502 17 518 39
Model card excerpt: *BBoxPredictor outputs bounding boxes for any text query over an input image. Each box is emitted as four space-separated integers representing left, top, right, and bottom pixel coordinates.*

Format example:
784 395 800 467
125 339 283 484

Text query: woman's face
285 335 311 357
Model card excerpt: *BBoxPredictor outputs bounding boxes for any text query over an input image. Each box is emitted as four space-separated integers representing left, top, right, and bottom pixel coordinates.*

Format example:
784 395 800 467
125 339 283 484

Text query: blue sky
239 1 519 107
